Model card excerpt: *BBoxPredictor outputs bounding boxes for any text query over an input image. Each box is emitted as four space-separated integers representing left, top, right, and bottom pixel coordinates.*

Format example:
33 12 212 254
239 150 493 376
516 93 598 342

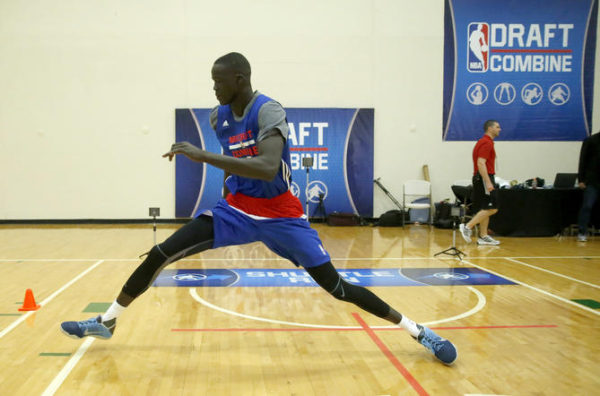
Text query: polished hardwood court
0 223 598 396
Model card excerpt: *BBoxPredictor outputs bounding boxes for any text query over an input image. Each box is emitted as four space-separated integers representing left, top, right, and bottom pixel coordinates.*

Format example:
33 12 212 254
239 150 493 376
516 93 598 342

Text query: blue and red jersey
214 94 304 218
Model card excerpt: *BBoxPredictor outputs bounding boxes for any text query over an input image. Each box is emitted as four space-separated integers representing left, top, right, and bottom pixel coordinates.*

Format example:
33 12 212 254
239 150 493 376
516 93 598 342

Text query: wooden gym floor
0 223 598 396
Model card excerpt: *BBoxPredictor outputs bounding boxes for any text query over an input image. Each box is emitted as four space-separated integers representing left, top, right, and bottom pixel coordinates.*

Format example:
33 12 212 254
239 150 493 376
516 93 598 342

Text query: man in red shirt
460 120 501 245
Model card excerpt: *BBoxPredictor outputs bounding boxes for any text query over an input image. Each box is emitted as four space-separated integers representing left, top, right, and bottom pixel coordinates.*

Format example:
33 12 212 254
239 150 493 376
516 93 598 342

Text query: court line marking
34 260 105 396
172 324 558 332
2 256 558 394
41 338 95 396
504 258 600 289
0 253 582 394
1 255 599 261
353 312 429 396
189 286 486 328
0 260 104 339
462 259 600 317
0 259 101 261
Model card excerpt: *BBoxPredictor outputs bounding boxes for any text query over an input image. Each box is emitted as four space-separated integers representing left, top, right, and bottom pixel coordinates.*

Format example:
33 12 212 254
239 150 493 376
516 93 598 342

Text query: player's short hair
214 52 251 77
483 119 498 132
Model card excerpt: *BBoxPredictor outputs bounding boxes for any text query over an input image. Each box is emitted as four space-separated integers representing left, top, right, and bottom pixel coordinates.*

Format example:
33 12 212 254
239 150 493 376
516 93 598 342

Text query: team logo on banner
494 82 516 105
521 83 543 105
443 0 597 141
548 83 570 105
467 82 488 105
467 22 489 72
306 180 328 203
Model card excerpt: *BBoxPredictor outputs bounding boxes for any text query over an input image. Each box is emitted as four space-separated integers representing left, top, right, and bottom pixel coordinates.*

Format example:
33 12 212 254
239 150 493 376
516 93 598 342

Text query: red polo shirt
472 134 495 175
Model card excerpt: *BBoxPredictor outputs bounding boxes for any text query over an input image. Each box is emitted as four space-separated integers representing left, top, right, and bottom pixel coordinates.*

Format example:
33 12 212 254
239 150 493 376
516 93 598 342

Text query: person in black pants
460 120 501 245
577 133 600 242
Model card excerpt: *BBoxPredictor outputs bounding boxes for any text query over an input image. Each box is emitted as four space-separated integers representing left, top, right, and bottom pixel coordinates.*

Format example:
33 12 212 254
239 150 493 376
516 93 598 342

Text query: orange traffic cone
18 289 41 311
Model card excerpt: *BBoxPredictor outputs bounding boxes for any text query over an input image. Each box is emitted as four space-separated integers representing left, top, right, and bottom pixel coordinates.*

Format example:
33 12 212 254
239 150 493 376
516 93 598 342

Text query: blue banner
443 0 597 141
153 267 516 287
175 108 374 218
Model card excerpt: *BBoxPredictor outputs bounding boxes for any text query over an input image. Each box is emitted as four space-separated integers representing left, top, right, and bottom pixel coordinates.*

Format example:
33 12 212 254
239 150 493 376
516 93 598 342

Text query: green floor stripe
83 302 111 313
0 313 22 316
572 299 600 309
40 353 72 357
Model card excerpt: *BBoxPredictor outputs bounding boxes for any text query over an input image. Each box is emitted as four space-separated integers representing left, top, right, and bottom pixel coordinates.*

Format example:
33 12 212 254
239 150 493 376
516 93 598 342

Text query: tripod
303 156 314 219
149 207 160 245
434 207 465 260
312 193 326 220
374 177 403 211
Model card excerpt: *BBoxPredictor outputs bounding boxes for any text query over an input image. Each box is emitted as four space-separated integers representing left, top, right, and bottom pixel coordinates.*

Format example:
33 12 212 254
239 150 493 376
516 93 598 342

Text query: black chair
451 180 473 223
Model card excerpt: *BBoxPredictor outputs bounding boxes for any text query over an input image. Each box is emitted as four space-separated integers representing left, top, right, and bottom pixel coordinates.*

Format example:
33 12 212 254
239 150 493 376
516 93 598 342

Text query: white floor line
0 259 100 262
462 259 600 317
505 258 600 289
0 260 104 339
41 338 95 396
464 394 510 396
189 286 486 328
1 255 599 262
464 256 600 260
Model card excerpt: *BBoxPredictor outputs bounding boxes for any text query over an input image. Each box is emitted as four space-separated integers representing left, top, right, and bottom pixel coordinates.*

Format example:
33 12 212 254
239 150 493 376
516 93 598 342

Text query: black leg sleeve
122 215 215 299
306 261 391 319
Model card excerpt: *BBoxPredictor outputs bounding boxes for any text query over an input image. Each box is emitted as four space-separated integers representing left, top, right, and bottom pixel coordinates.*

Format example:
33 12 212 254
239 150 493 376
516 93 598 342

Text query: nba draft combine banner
443 0 597 141
174 108 374 218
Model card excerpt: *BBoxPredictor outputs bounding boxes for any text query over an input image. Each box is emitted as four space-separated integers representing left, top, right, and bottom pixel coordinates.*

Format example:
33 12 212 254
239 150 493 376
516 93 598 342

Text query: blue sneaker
60 315 116 339
415 325 457 365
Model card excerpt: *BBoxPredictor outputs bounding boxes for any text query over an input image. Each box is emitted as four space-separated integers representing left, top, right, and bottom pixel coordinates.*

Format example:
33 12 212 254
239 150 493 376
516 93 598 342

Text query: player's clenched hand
163 142 205 162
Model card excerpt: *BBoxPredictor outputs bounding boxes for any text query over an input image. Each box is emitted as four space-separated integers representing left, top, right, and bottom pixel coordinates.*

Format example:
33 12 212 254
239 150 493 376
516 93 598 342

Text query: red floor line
352 313 429 396
172 327 363 332
171 324 557 332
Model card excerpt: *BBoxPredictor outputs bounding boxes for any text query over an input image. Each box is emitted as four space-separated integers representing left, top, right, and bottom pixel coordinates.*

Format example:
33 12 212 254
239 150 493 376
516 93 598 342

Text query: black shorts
471 174 498 212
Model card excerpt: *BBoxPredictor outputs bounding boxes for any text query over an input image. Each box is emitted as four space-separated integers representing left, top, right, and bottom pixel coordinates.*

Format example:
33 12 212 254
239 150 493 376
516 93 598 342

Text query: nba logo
467 22 489 72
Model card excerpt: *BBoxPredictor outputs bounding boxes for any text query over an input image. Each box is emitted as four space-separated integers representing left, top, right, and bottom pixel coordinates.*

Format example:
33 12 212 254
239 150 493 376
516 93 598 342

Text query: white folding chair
402 180 432 225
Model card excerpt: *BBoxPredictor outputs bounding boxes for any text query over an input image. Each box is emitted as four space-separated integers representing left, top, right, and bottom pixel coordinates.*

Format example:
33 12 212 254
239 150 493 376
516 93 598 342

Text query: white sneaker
477 235 500 245
459 224 472 243
577 234 588 242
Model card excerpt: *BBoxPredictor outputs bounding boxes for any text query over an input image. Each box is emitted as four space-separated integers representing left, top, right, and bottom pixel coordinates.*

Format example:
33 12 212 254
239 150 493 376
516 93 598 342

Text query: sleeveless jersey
214 94 303 218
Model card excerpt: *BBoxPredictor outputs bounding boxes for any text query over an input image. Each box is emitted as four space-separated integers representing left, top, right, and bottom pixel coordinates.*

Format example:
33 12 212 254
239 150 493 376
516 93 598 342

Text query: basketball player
61 52 457 365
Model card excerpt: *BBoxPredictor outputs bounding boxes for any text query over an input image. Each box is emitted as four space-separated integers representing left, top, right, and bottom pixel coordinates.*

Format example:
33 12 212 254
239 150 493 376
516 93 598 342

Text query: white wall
0 0 594 219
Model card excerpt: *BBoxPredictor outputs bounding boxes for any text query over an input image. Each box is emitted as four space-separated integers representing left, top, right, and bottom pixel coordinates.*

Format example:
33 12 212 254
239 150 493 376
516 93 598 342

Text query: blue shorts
208 199 331 268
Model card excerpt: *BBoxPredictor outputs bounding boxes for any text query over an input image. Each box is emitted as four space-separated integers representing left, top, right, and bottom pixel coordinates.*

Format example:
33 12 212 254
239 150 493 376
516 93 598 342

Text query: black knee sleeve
122 245 170 299
122 216 215 299
306 262 390 318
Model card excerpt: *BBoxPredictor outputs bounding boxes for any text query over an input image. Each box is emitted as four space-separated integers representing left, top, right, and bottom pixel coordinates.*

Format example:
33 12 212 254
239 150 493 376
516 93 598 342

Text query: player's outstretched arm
163 132 284 181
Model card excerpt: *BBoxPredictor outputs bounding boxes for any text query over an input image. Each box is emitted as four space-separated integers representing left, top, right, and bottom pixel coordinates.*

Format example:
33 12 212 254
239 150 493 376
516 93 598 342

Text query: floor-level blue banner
152 267 516 288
